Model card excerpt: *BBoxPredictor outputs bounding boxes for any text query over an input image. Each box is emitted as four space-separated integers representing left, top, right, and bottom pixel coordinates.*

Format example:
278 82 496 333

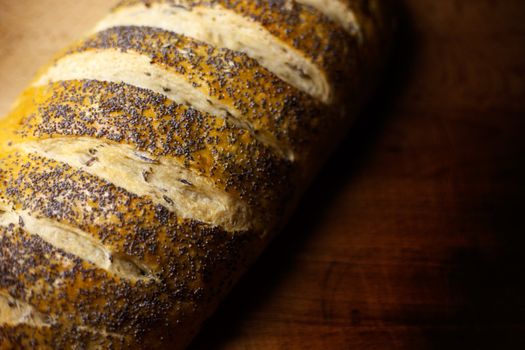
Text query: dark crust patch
325 0 392 75
15 80 294 213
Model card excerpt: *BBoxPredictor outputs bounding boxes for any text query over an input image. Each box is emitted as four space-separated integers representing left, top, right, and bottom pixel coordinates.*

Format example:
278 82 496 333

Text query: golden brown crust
0 153 257 289
115 0 358 102
50 26 330 161
3 79 294 225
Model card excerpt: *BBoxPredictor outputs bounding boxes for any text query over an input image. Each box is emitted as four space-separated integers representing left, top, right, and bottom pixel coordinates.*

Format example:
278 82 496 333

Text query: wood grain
1 0 525 349
0 0 116 115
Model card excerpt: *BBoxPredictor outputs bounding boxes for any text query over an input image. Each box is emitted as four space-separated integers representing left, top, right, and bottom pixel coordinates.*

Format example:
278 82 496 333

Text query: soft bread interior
0 206 153 280
93 2 332 103
296 0 361 36
33 50 284 156
0 292 124 339
34 51 240 124
0 293 48 327
18 138 252 232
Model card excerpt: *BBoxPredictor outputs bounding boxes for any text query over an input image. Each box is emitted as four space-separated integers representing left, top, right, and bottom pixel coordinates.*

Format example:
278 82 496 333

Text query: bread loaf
0 0 392 348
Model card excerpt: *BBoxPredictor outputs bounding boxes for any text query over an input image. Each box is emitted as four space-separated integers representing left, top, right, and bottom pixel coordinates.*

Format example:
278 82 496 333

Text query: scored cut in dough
0 293 48 327
19 138 253 233
94 2 332 103
0 0 389 346
33 50 287 157
296 0 361 35
0 205 154 280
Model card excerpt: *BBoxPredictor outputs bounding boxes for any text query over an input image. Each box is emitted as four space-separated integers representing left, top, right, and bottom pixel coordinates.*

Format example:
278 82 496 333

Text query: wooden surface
2 0 525 349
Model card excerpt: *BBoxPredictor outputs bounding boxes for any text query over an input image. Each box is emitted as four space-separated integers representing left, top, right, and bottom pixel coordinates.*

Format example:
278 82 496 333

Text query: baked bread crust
0 0 392 348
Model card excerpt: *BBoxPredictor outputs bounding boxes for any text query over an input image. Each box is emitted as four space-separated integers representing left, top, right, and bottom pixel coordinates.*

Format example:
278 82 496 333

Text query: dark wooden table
2 1 525 349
